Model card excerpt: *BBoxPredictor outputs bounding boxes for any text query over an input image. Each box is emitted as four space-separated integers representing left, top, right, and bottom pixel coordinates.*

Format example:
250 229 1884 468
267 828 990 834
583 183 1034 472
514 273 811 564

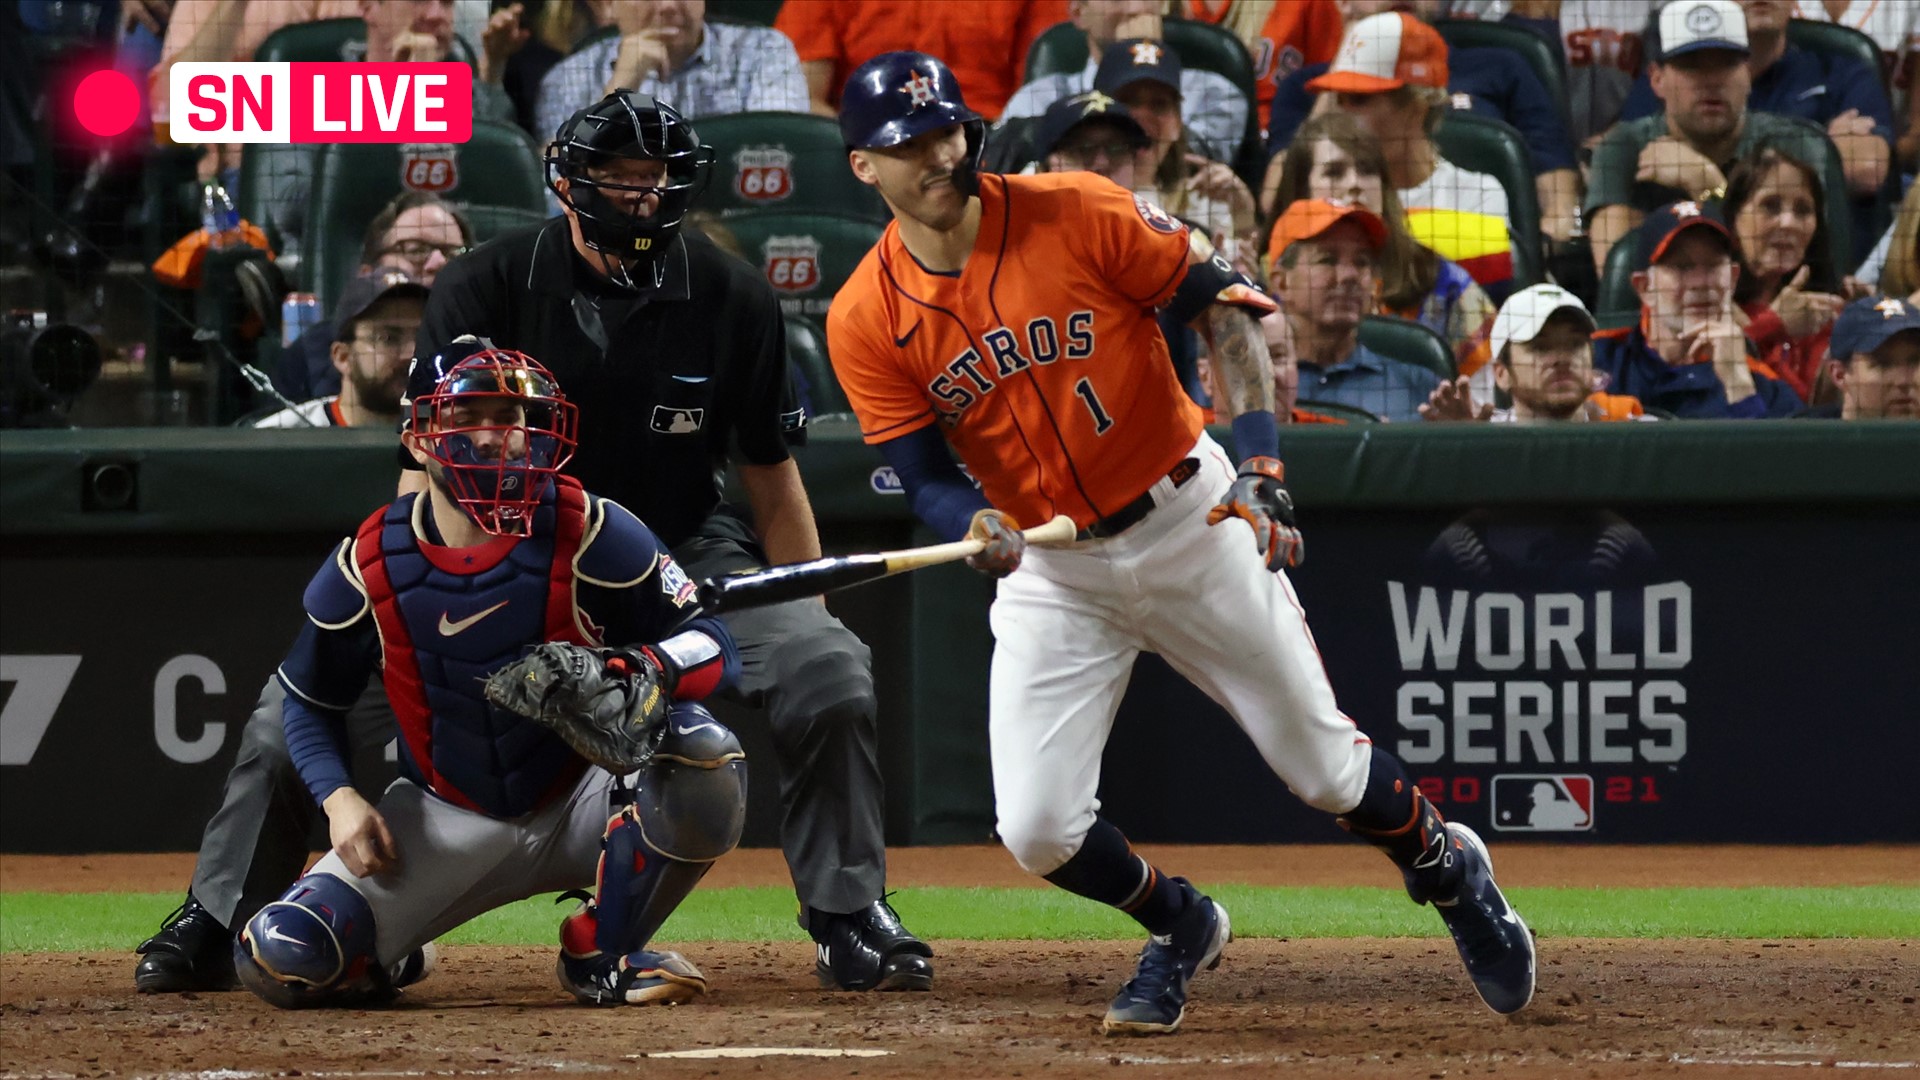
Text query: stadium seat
1597 237 1638 324
1024 22 1089 82
785 314 852 420
253 16 478 67
1432 19 1572 134
711 210 884 325
694 112 888 220
1357 314 1457 380
461 204 549 244
303 120 547 313
1430 111 1543 288
707 0 785 26
1785 17 1888 90
1293 399 1380 423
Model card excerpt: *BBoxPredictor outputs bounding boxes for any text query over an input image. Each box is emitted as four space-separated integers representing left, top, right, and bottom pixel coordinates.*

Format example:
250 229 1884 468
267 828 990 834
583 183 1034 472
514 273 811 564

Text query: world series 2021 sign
1095 505 1918 844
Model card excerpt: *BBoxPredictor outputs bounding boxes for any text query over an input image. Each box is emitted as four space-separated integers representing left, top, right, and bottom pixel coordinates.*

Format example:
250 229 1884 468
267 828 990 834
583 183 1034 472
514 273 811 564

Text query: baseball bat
697 514 1078 613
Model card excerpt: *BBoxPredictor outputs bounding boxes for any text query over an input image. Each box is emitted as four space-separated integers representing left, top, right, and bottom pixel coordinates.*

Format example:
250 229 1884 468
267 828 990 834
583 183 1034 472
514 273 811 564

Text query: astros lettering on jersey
828 172 1204 531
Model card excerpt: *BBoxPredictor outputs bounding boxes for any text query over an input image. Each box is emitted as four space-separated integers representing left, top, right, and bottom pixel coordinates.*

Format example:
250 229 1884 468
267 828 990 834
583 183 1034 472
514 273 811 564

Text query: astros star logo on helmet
901 70 936 109
1876 297 1909 319
1130 41 1162 66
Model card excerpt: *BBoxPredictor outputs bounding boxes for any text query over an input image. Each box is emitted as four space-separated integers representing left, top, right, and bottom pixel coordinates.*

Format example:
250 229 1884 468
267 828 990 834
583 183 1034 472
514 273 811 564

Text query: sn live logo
169 62 473 143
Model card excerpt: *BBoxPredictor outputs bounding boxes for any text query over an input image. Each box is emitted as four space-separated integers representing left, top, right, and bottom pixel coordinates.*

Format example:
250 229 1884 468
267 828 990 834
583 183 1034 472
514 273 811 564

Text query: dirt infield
3 847 1917 1078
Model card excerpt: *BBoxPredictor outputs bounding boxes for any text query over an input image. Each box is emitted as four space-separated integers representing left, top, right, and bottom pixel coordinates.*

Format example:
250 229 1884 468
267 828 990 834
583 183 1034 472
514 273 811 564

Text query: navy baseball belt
1076 458 1200 541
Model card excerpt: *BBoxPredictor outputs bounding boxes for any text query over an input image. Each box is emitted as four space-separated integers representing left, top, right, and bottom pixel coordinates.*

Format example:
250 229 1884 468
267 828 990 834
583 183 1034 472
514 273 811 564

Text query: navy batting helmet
546 93 714 286
839 51 986 195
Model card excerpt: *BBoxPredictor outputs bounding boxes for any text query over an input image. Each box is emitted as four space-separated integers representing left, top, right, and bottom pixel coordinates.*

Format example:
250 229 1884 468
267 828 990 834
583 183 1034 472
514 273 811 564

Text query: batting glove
1205 457 1304 571
965 509 1026 579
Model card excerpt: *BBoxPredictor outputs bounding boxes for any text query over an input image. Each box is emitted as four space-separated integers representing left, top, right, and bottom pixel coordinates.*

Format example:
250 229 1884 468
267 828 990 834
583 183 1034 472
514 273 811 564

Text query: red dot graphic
73 69 141 138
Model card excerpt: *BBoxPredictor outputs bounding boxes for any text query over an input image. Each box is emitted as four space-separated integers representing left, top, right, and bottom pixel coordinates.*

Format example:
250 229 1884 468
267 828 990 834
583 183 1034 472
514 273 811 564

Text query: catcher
233 340 747 1010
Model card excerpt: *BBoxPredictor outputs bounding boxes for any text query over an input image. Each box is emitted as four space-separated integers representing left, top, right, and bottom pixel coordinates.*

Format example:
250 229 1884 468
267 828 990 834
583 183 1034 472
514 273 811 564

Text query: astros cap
1036 90 1151 159
1266 198 1389 270
1828 295 1920 361
1655 0 1750 62
1094 38 1184 97
1631 200 1733 273
333 265 428 345
1491 284 1597 359
1305 13 1449 95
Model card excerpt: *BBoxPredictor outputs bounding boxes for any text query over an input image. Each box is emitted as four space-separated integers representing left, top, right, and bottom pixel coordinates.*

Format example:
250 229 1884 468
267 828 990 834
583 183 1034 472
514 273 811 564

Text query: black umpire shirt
413 217 805 548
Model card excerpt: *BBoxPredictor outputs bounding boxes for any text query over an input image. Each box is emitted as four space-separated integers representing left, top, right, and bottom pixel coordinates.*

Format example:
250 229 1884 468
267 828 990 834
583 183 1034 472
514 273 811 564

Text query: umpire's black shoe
135 893 238 993
803 898 934 991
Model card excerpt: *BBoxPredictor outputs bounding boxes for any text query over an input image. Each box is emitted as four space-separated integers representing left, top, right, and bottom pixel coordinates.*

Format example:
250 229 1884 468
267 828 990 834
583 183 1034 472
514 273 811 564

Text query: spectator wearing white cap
1302 12 1518 301
1584 0 1836 274
1421 284 1650 423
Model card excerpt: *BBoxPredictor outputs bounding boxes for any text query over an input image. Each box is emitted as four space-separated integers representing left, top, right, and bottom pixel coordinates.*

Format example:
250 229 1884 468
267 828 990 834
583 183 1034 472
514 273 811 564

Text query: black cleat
135 893 238 993
803 898 934 991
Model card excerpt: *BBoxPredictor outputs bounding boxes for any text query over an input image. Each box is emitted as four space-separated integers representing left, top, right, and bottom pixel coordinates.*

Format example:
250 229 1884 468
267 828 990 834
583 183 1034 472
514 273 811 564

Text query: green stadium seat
785 314 852 419
1294 399 1380 424
1024 22 1089 82
303 120 547 313
1785 17 1888 90
710 210 884 324
1598 236 1638 324
460 204 548 244
1431 111 1543 288
706 0 785 27
253 17 478 67
695 112 888 220
1432 18 1572 135
1357 314 1457 380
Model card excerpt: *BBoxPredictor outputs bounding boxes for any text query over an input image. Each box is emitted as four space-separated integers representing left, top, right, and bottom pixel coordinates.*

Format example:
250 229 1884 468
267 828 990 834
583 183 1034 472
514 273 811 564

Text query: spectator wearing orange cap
1304 12 1517 302
1267 198 1443 421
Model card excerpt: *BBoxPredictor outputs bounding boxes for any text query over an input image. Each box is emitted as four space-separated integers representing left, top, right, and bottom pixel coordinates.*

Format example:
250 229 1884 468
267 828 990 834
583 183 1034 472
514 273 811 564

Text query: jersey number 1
1074 378 1114 435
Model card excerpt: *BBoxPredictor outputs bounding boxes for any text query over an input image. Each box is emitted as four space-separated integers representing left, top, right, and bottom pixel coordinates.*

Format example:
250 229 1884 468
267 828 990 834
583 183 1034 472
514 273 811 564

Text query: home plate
641 1048 893 1060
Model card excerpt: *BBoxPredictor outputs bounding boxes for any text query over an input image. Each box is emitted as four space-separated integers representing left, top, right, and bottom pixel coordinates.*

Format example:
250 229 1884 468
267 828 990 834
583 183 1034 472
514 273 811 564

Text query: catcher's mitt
483 643 670 772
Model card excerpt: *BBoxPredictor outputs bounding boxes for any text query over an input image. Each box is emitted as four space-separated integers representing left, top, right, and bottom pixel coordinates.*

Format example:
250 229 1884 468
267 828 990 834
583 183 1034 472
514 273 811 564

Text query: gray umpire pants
190 534 885 930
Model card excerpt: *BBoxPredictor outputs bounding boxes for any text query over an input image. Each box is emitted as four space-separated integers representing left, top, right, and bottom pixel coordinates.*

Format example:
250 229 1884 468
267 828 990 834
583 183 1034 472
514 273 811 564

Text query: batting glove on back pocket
1205 456 1304 571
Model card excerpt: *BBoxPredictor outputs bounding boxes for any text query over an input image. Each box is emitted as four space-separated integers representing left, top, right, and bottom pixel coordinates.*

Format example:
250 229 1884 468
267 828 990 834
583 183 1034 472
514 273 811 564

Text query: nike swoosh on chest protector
438 600 510 636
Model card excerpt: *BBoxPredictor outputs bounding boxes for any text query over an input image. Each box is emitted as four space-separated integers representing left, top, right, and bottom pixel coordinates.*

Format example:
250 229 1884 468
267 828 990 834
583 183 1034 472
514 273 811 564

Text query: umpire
133 93 931 996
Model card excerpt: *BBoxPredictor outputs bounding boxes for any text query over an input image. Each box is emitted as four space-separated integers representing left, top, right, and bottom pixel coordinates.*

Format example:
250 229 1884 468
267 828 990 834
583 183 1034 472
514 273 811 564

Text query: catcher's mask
545 93 714 288
406 343 577 537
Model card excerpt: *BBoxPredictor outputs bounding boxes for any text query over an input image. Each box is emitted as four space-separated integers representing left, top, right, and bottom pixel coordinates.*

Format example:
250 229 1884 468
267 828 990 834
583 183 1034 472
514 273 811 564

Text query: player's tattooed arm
1200 304 1276 424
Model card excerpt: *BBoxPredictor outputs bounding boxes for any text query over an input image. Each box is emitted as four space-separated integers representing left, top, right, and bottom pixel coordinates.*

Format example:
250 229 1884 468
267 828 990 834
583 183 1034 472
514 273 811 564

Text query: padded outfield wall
2 422 1916 851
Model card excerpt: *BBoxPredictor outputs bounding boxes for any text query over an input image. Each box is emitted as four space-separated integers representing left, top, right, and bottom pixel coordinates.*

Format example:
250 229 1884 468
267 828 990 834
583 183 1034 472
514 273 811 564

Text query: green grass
3 886 1915 953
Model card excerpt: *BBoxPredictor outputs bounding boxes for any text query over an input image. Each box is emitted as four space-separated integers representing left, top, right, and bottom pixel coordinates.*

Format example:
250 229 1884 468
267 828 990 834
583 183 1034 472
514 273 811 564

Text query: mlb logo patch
657 554 697 608
651 406 704 434
1492 774 1594 832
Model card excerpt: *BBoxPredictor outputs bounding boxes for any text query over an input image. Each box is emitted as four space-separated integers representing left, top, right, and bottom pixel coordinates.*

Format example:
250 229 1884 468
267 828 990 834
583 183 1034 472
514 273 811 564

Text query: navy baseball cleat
1102 881 1232 1036
557 948 708 1005
134 893 237 993
805 898 934 991
1430 824 1535 1014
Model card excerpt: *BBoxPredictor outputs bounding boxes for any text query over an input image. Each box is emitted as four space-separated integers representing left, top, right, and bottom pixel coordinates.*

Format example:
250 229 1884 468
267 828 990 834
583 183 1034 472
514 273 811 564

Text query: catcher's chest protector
355 479 595 818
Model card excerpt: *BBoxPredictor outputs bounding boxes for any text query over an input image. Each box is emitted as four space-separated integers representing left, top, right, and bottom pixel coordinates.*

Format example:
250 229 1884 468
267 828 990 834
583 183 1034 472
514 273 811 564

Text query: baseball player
827 52 1536 1035
232 341 748 1009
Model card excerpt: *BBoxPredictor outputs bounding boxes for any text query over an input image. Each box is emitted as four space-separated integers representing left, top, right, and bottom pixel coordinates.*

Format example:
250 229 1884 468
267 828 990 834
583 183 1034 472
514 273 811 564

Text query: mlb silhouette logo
1491 774 1594 832
651 406 704 434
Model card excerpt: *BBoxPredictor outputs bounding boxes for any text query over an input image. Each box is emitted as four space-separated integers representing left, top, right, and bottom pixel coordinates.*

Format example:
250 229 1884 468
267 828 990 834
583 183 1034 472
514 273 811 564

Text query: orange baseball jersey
1184 0 1344 132
827 173 1204 531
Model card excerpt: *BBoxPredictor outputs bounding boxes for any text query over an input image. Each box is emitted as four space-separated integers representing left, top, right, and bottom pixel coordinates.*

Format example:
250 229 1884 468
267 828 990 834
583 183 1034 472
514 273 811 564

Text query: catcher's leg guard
233 873 381 1009
558 705 745 998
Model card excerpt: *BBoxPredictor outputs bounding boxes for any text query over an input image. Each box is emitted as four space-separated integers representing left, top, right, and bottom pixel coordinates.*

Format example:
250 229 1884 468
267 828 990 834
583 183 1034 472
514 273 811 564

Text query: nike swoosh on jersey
894 321 921 347
438 600 510 636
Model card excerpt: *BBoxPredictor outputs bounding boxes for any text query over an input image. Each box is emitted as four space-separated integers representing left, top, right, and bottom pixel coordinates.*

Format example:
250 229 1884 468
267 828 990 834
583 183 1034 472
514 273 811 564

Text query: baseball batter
827 52 1536 1035
232 343 748 1009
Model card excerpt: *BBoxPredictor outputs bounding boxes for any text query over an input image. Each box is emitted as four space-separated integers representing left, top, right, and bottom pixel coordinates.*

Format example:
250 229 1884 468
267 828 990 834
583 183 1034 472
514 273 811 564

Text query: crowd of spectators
12 0 1920 429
